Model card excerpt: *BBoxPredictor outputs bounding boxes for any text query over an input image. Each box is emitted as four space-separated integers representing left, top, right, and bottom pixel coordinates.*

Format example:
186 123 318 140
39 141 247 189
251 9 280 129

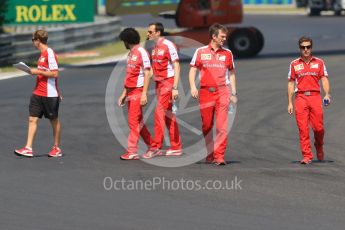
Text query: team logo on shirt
218 55 226 61
40 57 45 62
294 64 304 71
310 63 319 69
157 49 165 56
131 55 137 62
201 54 212 60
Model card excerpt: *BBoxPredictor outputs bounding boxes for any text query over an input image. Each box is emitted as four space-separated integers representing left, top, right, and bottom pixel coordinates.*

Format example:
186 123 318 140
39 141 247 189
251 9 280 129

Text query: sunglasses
300 45 312 50
147 30 155 34
31 38 37 42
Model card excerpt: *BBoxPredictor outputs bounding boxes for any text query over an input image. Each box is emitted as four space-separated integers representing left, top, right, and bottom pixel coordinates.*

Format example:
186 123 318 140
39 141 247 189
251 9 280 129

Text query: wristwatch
232 92 237 96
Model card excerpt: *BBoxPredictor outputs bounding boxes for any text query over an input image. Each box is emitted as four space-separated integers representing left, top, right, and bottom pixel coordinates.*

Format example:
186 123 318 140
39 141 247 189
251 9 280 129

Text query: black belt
200 85 228 92
296 91 320 96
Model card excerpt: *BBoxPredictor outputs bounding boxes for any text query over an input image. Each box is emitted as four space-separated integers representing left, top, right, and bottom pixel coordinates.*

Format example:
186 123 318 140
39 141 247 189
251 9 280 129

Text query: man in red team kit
189 23 238 166
15 30 62 157
142 22 182 158
287 36 331 164
118 28 155 160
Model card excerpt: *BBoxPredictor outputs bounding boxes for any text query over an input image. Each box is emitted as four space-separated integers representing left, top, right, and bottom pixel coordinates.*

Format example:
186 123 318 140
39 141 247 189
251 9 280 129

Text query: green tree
0 0 8 33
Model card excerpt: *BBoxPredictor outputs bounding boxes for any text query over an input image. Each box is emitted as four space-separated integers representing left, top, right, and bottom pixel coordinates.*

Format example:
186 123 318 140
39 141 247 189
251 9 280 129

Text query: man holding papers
14 30 62 158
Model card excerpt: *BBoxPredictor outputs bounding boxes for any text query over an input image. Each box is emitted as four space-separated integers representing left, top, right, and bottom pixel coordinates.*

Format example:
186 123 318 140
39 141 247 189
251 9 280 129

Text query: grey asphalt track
2 15 345 229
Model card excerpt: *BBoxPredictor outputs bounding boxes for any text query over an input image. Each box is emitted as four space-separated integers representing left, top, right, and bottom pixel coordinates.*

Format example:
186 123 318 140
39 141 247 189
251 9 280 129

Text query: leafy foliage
0 0 8 33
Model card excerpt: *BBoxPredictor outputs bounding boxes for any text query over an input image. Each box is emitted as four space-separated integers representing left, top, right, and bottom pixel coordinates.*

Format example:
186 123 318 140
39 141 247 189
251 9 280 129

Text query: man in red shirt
15 30 62 157
189 23 238 166
142 22 182 158
287 36 331 164
118 28 154 160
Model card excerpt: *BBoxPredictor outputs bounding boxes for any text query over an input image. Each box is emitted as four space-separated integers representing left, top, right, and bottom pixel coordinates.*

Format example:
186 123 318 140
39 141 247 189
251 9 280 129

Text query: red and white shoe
300 158 312 164
120 152 139 160
14 147 33 157
142 149 163 159
165 148 183 156
48 146 62 157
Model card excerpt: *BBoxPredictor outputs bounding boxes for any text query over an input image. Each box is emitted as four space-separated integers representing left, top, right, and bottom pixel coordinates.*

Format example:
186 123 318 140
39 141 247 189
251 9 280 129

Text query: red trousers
153 78 182 150
199 86 231 161
294 94 324 159
126 88 153 153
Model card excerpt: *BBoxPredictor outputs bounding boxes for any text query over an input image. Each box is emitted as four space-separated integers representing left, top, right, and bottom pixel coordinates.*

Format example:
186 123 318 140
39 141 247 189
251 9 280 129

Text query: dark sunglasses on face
300 45 312 50
147 30 155 34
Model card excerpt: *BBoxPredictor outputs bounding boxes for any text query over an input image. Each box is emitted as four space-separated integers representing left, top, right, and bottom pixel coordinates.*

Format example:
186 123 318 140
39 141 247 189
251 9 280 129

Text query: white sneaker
165 149 183 156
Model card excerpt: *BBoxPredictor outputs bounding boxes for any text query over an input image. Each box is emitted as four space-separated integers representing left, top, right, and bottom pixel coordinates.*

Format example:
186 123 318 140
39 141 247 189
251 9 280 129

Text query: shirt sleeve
190 49 200 69
47 48 58 71
139 48 151 70
166 41 179 62
288 63 295 81
319 61 328 78
227 52 235 70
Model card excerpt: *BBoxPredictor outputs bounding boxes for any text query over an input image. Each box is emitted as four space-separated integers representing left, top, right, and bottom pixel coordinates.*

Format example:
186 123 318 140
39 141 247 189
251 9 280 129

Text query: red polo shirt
288 56 328 92
190 44 235 87
124 45 151 88
33 47 59 97
151 37 179 81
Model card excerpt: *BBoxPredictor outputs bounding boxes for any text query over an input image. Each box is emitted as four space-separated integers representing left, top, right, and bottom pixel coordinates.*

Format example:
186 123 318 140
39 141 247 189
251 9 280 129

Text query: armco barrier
243 0 293 3
0 17 121 66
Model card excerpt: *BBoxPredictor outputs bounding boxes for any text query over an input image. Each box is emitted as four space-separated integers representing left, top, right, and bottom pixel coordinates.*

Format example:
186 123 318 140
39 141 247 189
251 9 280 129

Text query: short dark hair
298 36 313 47
209 23 228 38
149 22 164 36
119 27 140 45
33 30 48 44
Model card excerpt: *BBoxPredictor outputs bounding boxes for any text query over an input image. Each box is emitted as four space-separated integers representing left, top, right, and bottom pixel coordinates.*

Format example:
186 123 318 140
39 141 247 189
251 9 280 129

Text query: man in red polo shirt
142 22 182 158
15 29 62 158
117 28 154 160
189 23 238 166
287 36 331 164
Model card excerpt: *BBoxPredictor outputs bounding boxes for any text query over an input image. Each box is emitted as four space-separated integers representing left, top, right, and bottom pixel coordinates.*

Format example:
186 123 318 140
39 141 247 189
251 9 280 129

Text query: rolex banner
5 0 94 24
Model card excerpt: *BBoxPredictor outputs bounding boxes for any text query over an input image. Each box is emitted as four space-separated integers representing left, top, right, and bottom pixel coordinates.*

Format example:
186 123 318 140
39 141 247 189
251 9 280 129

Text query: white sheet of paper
13 62 31 74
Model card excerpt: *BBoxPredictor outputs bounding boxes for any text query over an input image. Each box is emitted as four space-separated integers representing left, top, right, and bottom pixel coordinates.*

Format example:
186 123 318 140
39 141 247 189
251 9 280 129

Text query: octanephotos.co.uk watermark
103 176 243 191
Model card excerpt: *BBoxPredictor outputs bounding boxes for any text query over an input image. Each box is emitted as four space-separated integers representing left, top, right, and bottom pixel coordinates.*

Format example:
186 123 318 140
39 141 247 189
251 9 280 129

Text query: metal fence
0 16 121 66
